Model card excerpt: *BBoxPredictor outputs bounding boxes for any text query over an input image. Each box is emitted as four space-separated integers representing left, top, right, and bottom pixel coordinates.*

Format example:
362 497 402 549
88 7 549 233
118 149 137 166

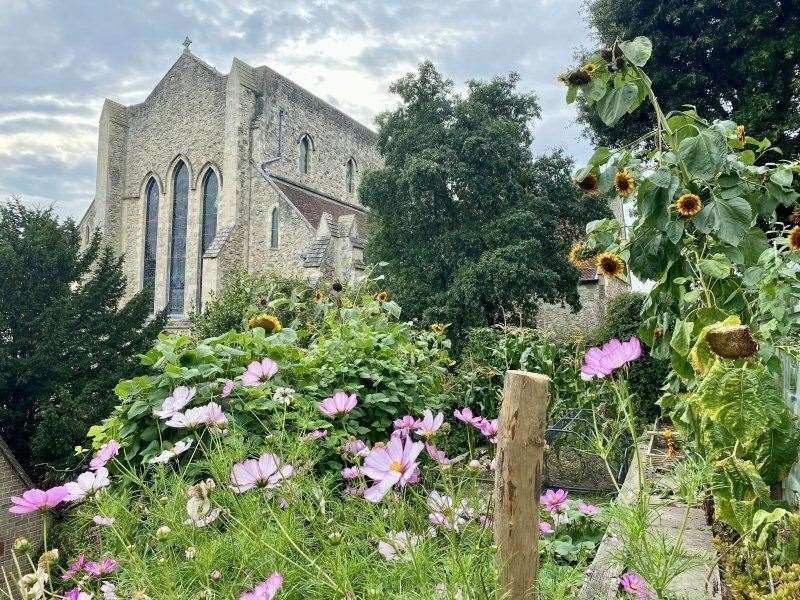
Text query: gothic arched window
168 161 189 315
270 207 280 248
201 170 218 255
298 135 312 174
345 157 356 194
143 178 159 310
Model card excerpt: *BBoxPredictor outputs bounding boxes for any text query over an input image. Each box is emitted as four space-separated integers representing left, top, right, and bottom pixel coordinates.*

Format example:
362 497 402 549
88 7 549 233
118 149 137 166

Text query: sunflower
247 313 283 333
596 252 625 279
331 281 343 293
430 323 445 336
600 48 614 62
788 225 800 251
375 291 389 302
568 241 586 267
613 170 636 197
582 62 598 75
789 207 800 225
736 124 745 144
576 173 599 195
565 69 591 86
675 193 702 217
313 290 324 303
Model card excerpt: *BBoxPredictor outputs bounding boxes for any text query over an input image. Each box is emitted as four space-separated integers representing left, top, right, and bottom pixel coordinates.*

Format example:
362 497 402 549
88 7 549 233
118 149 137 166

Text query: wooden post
493 370 550 600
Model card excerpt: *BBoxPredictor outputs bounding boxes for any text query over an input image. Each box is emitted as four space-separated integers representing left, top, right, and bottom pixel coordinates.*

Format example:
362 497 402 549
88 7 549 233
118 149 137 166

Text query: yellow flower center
388 461 404 473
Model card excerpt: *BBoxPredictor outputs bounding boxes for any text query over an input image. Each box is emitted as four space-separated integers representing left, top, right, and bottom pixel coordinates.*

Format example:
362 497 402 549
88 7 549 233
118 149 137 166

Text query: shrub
189 269 376 340
88 294 452 471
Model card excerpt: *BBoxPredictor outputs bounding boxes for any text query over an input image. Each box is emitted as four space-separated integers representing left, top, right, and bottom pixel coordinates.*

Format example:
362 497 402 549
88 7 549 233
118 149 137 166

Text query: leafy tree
0 199 165 477
580 0 800 154
361 62 609 340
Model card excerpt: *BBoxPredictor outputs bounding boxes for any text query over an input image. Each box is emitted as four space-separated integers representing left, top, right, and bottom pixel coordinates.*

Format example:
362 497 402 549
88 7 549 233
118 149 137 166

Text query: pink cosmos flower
425 443 450 465
619 572 651 599
454 407 481 426
64 588 93 600
581 337 642 380
90 440 121 471
154 386 196 419
9 486 68 514
93 515 115 526
65 467 111 501
241 358 279 386
361 436 424 502
62 555 87 580
221 379 234 398
392 415 417 438
414 410 444 438
85 558 118 576
239 572 283 600
476 418 499 443
341 466 360 480
577 501 600 516
540 489 569 513
230 453 294 494
342 439 369 457
303 429 328 440
318 391 358 417
538 521 554 535
202 402 229 432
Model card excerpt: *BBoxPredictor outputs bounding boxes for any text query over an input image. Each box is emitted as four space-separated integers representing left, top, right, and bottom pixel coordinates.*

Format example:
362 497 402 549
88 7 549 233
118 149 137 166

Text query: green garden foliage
361 62 609 341
89 294 452 470
565 35 800 537
0 200 165 476
581 0 800 155
189 269 375 341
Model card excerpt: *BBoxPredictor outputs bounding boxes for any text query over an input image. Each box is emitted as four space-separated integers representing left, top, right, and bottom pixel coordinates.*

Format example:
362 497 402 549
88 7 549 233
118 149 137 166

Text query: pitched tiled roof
272 177 367 234
0 435 33 487
579 262 599 282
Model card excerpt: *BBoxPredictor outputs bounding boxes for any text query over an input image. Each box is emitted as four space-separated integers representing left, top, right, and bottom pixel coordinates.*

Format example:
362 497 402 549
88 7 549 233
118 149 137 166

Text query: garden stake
493 370 550 600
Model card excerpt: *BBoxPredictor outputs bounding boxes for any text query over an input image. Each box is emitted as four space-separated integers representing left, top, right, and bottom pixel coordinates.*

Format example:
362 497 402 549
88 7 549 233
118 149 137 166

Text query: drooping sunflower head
600 48 614 62
247 313 283 333
313 290 325 303
788 225 800 251
596 252 625 279
568 241 587 267
375 291 389 302
705 325 758 360
430 323 445 336
613 170 636 197
564 69 591 86
331 280 344 293
675 193 703 217
736 124 746 144
789 207 800 226
576 173 599 195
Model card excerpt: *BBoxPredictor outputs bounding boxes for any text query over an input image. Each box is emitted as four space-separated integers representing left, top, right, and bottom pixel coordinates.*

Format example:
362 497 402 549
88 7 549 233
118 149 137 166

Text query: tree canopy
360 62 609 340
581 0 800 154
0 199 165 476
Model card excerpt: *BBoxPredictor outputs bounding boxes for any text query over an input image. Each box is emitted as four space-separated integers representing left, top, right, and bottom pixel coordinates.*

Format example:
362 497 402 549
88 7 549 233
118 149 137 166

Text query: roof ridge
0 435 34 487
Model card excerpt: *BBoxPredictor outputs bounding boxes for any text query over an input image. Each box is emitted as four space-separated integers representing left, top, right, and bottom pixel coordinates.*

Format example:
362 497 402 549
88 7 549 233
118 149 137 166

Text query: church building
77 41 379 326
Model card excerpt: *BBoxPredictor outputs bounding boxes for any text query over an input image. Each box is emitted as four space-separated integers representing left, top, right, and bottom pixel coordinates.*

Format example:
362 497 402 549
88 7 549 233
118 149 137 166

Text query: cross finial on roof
182 36 192 52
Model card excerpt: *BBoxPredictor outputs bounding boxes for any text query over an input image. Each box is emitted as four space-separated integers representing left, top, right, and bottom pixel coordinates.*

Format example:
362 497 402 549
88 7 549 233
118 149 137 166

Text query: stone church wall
254 68 382 205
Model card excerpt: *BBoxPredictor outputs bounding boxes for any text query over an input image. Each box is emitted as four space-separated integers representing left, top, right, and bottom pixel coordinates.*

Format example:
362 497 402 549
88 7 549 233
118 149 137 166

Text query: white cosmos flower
149 438 193 465
65 467 111 501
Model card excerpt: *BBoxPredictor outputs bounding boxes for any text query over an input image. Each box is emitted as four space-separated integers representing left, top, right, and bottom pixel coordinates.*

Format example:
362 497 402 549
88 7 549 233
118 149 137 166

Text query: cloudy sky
0 0 597 220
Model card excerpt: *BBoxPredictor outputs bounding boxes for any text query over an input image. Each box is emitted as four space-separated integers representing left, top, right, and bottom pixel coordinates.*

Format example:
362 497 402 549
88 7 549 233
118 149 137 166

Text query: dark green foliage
581 0 800 154
0 199 165 477
589 292 667 423
361 62 609 341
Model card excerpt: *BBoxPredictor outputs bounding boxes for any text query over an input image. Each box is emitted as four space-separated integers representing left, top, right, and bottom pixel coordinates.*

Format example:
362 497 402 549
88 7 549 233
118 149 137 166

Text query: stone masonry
77 45 379 325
